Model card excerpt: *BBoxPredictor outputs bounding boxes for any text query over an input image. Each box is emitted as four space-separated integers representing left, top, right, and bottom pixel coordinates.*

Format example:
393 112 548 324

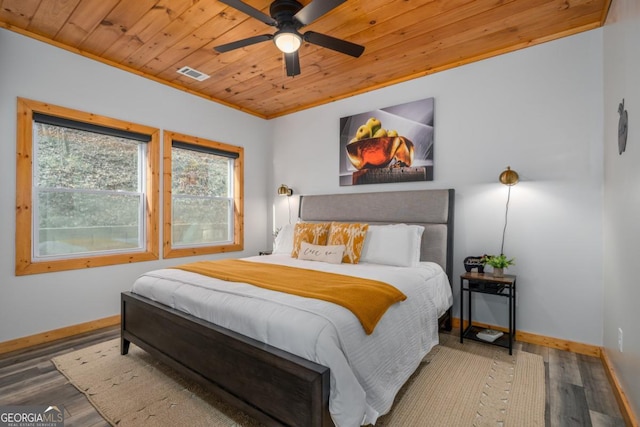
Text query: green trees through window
16 98 160 275
16 99 244 274
171 145 232 246
163 131 244 259
34 123 145 257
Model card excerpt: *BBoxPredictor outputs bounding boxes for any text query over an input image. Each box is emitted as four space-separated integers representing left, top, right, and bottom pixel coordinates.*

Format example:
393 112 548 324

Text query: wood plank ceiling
0 0 610 119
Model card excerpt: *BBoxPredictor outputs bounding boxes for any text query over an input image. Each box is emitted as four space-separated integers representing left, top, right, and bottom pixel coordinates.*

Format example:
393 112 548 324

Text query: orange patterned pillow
291 222 331 258
328 222 369 264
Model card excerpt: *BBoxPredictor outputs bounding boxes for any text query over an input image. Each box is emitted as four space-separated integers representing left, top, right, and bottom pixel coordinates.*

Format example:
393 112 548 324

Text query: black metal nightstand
460 272 517 355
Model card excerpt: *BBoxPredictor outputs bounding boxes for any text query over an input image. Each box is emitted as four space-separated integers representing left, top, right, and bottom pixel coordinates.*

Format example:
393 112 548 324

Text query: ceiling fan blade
218 0 276 26
294 0 346 26
214 34 273 53
304 31 364 57
285 51 301 76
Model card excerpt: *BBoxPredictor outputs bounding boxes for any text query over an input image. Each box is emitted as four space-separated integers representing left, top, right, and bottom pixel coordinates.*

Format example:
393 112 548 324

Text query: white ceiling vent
177 66 210 81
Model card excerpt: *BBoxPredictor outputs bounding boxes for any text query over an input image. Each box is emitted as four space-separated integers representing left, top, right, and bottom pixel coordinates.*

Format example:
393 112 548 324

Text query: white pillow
360 224 425 267
297 242 345 264
272 224 295 254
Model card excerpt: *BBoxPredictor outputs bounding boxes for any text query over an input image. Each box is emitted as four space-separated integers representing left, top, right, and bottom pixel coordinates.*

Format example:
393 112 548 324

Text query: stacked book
476 329 504 342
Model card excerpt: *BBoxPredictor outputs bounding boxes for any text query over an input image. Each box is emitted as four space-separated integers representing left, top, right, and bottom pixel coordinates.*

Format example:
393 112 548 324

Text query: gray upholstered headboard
299 189 455 281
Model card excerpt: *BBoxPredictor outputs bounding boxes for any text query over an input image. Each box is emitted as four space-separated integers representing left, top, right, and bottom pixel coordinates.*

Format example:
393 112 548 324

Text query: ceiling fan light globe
274 32 302 53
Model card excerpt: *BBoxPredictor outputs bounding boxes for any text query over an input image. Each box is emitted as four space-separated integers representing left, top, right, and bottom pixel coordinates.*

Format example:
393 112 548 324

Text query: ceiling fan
214 0 365 76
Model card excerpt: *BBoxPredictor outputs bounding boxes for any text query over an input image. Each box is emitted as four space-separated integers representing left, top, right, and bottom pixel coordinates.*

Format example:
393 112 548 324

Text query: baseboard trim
451 317 600 356
601 349 639 427
0 314 120 355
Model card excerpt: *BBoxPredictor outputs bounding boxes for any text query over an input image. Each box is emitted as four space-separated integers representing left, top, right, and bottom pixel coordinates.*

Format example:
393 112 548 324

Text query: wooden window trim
163 130 244 259
15 98 160 275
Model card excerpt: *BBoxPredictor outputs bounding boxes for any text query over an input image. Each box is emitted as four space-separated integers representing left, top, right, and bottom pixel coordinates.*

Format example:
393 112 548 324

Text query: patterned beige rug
52 334 544 426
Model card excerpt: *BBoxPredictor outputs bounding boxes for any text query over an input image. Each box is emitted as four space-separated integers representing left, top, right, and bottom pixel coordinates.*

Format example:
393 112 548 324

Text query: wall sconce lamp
499 166 519 255
277 184 293 197
499 166 519 186
277 184 294 224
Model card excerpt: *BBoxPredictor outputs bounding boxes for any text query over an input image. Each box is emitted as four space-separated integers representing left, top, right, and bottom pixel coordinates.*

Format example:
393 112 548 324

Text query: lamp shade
277 184 293 196
499 167 519 186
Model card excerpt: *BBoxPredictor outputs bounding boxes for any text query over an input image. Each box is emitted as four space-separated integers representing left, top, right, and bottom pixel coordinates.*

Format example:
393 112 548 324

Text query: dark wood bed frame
121 189 454 427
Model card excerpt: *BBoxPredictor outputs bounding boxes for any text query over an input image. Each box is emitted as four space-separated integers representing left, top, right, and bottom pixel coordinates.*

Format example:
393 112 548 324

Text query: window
163 131 244 258
16 98 159 275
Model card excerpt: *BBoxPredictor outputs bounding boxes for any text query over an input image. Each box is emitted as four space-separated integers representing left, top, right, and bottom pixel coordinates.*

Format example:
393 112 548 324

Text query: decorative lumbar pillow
360 224 425 267
291 222 331 258
273 223 295 254
297 242 345 264
327 222 369 264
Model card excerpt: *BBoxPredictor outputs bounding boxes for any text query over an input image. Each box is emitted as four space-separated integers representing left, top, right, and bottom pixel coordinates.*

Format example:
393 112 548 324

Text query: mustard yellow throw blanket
172 259 407 334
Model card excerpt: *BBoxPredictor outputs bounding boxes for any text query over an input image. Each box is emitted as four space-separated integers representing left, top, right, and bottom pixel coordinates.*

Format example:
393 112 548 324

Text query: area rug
52 335 544 426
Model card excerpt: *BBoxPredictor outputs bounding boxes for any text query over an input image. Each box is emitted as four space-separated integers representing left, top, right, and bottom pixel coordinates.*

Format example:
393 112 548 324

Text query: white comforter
131 255 452 427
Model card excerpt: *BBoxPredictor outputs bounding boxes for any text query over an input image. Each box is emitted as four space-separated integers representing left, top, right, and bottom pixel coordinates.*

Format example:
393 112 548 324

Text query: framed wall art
339 98 434 186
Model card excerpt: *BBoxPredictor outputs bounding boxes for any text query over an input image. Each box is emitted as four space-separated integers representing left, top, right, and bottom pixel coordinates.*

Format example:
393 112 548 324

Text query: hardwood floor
515 340 626 427
0 326 627 426
0 327 117 427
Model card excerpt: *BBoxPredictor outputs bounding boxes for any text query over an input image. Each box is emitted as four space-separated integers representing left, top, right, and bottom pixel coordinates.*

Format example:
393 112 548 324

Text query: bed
121 188 454 427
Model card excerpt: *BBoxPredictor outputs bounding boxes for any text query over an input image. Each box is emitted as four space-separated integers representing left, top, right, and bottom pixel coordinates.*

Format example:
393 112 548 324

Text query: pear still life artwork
339 98 434 186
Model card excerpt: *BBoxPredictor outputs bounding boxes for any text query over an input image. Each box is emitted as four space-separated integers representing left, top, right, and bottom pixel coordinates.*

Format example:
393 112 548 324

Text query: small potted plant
481 254 515 277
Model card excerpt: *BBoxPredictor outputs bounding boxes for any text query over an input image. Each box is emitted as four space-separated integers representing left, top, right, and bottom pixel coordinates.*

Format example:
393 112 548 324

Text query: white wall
603 0 640 417
271 30 605 345
0 23 610 354
0 29 271 342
